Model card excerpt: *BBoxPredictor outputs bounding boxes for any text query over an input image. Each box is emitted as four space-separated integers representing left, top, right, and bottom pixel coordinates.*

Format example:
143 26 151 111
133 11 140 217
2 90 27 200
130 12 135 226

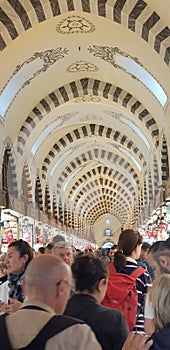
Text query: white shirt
144 292 153 319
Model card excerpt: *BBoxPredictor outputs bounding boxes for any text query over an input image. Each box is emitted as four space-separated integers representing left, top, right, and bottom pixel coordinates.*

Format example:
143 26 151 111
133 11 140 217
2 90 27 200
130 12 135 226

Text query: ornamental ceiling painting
0 0 170 245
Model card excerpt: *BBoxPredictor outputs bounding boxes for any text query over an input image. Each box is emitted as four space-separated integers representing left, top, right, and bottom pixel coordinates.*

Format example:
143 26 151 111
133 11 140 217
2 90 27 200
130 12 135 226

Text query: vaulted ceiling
0 0 170 243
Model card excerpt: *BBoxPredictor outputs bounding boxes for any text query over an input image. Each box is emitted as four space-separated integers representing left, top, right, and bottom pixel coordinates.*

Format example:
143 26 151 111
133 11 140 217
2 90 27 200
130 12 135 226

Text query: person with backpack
102 229 152 334
0 254 153 350
64 254 128 350
0 255 102 350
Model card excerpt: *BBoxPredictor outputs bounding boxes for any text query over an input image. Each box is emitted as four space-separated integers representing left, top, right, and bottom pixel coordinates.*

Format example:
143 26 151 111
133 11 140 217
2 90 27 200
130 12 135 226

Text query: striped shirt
123 257 152 334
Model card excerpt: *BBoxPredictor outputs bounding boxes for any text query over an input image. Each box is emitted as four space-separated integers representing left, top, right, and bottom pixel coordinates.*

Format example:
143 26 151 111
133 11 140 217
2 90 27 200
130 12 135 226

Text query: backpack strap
130 267 146 280
21 314 83 349
0 313 12 349
0 308 83 350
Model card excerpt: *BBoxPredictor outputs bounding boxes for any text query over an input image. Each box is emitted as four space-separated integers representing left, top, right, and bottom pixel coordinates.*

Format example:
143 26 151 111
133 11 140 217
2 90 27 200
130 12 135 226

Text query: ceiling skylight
0 64 38 117
120 116 151 150
63 168 80 192
119 147 142 172
31 120 62 156
50 149 73 176
115 55 167 107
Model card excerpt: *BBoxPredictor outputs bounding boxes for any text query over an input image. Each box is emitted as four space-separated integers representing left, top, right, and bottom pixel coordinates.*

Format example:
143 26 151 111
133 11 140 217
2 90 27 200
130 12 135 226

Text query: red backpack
102 263 145 331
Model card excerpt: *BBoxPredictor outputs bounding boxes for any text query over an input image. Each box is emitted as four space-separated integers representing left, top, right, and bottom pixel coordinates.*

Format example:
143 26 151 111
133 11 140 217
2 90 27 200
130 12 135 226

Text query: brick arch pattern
148 170 153 201
54 159 137 226
161 134 169 185
65 165 140 226
52 193 58 222
79 184 129 214
44 184 51 218
57 150 140 192
69 164 147 200
84 191 129 226
83 182 130 209
69 165 149 225
2 145 18 201
74 177 117 205
69 166 133 205
143 178 148 206
0 0 169 66
17 78 159 156
35 175 43 211
58 196 64 225
21 163 32 204
42 124 147 180
47 142 153 227
153 154 159 195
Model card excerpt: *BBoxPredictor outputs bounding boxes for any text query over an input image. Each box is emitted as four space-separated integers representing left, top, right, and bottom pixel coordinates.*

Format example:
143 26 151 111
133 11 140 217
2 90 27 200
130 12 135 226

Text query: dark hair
141 242 151 251
110 244 118 250
148 240 164 254
8 239 33 269
148 238 170 263
38 246 45 254
45 243 53 250
114 229 143 270
72 254 108 293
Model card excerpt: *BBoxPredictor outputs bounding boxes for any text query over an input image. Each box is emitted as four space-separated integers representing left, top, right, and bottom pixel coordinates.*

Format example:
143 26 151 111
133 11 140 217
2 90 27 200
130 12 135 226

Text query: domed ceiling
0 0 170 244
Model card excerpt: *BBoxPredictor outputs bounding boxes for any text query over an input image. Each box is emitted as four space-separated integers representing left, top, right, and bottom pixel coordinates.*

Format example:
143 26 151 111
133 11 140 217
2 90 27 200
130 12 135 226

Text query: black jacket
149 324 170 350
64 294 128 350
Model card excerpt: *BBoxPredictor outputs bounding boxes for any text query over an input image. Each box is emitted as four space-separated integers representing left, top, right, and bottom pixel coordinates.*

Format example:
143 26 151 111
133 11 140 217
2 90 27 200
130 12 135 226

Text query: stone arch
2 145 18 207
42 124 147 180
44 184 51 218
161 133 169 186
21 163 32 204
35 175 43 211
17 78 159 157
0 1 169 66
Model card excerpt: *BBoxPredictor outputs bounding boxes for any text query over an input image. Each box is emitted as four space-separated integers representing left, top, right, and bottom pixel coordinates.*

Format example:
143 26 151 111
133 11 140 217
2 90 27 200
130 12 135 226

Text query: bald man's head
23 255 72 313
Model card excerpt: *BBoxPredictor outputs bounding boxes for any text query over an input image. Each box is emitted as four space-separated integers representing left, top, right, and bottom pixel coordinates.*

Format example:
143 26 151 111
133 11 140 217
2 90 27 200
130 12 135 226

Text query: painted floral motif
56 15 95 34
67 61 98 73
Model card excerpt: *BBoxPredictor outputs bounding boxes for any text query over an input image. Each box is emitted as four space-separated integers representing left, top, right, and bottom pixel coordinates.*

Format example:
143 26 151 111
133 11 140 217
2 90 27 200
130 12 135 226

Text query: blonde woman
149 273 170 349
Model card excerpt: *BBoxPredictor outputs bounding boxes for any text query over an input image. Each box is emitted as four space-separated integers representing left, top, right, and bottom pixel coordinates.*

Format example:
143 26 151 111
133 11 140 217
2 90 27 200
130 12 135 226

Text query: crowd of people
0 230 169 349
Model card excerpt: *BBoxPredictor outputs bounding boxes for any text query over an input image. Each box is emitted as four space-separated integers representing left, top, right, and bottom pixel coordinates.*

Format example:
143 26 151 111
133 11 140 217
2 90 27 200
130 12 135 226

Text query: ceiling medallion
56 15 95 34
66 60 98 73
75 95 101 103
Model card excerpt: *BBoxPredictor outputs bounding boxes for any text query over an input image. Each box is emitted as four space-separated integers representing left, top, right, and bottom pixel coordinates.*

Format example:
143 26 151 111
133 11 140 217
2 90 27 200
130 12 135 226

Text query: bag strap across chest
0 306 83 349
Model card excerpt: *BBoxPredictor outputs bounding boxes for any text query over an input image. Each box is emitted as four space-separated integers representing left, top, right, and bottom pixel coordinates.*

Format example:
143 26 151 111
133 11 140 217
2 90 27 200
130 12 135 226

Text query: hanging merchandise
5 228 14 243
160 221 168 232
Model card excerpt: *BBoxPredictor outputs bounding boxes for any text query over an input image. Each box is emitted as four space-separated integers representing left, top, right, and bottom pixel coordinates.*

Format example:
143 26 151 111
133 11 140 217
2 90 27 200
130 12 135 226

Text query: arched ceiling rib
42 127 147 178
0 0 169 65
16 78 160 157
0 0 170 243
